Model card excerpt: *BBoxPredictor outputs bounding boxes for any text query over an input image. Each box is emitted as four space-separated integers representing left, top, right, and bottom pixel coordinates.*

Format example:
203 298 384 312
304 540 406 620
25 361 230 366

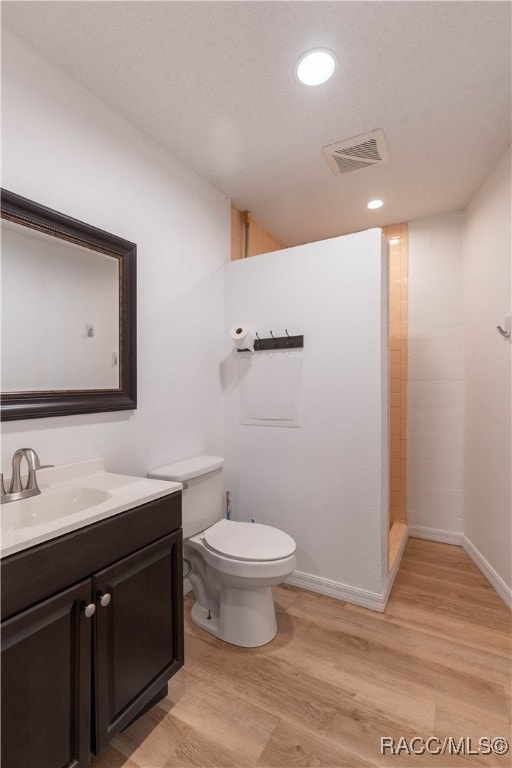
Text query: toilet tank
148 455 224 539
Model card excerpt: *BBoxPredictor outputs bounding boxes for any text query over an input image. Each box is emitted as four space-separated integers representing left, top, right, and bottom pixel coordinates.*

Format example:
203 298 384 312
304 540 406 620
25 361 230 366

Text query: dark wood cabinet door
93 531 183 752
1 580 92 768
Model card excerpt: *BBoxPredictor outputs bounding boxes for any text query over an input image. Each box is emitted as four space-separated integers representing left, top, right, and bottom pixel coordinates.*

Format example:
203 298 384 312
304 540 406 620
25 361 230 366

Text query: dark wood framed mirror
1 189 137 420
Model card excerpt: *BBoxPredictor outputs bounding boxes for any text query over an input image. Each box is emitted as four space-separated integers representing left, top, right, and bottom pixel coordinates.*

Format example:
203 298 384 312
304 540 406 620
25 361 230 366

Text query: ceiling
2 1 511 246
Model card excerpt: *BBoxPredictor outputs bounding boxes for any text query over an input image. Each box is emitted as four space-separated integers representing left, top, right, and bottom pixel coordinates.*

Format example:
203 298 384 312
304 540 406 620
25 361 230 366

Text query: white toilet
148 455 296 647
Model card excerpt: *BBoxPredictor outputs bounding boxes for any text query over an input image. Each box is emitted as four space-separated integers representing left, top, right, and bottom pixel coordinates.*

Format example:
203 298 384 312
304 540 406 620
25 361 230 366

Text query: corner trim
382 525 409 607
409 525 463 546
462 536 512 611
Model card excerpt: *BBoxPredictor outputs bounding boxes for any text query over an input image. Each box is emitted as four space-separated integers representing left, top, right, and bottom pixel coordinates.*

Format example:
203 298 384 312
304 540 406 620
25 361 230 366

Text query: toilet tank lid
148 455 224 482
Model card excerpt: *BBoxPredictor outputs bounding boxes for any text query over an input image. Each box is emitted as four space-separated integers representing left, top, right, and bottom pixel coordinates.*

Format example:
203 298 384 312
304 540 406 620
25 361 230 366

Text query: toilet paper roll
230 323 254 351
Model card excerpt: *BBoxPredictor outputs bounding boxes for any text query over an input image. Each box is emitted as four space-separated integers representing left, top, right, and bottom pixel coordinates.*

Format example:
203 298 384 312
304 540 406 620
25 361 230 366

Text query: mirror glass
1 218 120 393
1 188 136 421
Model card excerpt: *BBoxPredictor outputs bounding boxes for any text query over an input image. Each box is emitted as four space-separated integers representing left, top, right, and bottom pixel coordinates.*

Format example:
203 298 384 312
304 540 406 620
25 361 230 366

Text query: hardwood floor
92 539 511 767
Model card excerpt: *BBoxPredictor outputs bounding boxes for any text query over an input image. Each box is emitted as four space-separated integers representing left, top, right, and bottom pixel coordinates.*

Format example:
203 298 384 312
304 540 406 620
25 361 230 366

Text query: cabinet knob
98 592 111 608
82 602 96 618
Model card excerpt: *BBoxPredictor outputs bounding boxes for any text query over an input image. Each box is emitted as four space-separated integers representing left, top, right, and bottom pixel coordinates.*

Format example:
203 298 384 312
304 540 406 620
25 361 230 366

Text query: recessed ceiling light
389 237 400 245
367 199 384 210
296 49 337 86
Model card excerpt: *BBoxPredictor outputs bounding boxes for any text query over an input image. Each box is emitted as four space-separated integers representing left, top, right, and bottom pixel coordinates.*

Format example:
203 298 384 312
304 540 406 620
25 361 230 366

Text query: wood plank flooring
92 539 511 767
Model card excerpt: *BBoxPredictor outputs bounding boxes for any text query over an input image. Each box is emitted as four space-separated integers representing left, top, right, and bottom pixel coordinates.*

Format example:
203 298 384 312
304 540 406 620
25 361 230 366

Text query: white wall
223 230 389 602
463 148 511 594
1 29 229 476
407 212 465 541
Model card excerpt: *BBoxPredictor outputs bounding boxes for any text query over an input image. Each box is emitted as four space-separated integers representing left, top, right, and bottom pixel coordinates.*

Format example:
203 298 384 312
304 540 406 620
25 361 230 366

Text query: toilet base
190 585 277 648
190 602 220 637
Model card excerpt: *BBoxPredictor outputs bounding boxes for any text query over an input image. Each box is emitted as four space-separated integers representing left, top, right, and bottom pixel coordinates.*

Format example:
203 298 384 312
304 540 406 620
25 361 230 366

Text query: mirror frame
1 189 137 420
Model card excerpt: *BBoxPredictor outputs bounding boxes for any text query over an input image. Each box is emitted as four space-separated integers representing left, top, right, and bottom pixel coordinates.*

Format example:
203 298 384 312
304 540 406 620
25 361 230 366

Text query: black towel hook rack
237 329 304 352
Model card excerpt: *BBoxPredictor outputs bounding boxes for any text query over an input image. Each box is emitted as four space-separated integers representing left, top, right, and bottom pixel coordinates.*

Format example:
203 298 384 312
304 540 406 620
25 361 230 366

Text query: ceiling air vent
322 129 390 176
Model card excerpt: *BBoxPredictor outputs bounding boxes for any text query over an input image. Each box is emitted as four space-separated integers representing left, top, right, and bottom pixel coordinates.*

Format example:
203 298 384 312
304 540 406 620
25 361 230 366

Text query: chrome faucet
1 448 54 504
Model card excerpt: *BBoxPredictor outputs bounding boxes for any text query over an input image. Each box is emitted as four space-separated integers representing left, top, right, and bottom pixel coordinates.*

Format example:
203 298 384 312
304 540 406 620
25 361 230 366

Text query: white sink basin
2 487 113 532
0 458 182 558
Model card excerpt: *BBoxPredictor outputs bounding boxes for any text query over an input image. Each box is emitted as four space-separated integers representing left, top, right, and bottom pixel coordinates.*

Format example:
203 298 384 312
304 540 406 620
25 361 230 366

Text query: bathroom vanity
1 460 184 768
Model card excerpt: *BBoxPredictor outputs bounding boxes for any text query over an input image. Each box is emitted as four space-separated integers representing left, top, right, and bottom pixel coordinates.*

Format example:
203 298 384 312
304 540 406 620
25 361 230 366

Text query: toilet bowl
148 456 296 647
186 519 296 647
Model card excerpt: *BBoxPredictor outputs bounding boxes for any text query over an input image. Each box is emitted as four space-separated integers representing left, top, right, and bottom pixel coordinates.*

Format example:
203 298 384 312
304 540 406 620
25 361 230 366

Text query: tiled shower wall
384 224 408 530
231 204 287 260
407 212 464 539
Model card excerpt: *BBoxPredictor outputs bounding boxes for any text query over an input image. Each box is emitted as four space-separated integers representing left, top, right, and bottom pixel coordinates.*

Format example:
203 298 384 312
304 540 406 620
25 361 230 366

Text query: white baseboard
287 527 410 614
185 570 387 611
287 570 388 613
463 536 512 611
408 526 511 610
409 524 463 546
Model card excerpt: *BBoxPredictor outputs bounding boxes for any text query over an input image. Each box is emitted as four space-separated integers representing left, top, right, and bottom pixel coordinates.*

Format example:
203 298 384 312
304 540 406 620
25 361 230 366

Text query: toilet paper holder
237 329 304 352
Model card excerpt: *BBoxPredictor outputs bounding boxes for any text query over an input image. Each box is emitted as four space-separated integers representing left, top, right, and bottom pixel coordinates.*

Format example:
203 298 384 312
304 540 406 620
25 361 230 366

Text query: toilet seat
203 519 296 562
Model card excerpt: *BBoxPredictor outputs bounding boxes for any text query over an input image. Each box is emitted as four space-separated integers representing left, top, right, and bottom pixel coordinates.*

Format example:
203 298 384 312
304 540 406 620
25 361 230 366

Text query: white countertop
1 458 182 558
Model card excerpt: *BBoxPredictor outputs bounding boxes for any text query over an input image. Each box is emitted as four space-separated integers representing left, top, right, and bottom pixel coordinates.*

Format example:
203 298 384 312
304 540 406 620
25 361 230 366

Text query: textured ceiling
2 1 511 245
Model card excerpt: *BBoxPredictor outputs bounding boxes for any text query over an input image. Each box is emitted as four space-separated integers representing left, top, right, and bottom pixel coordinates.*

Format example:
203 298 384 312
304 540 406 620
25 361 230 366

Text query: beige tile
386 224 402 240
389 307 401 324
390 490 400 507
390 406 401 421
390 432 401 450
390 476 401 492
389 462 400 478
390 419 401 435
390 378 401 394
